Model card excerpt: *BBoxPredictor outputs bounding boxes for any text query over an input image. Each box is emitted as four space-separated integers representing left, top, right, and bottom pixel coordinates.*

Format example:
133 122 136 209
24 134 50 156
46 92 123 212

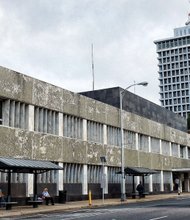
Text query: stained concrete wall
0 121 190 171
0 66 118 127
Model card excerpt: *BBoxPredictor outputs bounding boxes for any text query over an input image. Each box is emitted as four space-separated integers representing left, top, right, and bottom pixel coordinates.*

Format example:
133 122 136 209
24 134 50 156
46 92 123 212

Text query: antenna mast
91 44 95 90
186 1 190 25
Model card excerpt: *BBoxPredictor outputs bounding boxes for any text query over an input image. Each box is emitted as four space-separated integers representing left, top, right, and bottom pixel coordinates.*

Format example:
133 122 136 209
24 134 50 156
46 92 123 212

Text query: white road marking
149 216 168 220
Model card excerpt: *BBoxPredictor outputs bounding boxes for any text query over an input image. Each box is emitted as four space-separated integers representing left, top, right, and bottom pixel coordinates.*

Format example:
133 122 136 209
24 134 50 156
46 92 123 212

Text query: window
88 165 101 184
171 143 178 157
87 120 103 144
124 130 136 150
2 99 29 129
138 134 149 152
180 145 186 158
108 167 121 183
63 114 83 139
151 137 160 154
162 141 170 156
34 107 59 135
107 125 120 146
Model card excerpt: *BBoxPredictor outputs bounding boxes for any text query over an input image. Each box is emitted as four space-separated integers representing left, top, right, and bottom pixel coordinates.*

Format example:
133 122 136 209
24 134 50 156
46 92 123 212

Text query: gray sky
0 0 189 104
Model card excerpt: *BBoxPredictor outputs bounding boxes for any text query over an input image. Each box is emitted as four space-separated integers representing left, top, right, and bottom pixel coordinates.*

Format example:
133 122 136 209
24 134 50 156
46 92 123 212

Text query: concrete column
160 171 164 192
28 105 34 131
169 142 172 156
83 119 87 141
82 164 88 195
135 133 138 150
58 162 64 192
26 174 34 197
186 173 190 192
148 136 151 153
58 113 63 137
135 176 140 191
3 99 10 126
170 171 173 191
104 166 108 194
103 124 107 145
149 175 153 192
184 146 188 159
159 140 162 154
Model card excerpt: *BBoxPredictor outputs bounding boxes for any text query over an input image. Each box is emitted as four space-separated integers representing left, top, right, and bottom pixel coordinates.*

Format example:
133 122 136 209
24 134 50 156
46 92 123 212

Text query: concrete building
154 13 190 118
0 66 190 203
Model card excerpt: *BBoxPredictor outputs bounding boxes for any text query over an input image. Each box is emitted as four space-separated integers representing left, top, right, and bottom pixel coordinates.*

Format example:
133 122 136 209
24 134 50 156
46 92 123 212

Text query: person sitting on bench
42 188 54 205
0 189 5 207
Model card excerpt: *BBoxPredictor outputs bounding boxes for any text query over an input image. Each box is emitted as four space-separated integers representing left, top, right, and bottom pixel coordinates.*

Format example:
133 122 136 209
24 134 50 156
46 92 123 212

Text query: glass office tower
155 14 190 118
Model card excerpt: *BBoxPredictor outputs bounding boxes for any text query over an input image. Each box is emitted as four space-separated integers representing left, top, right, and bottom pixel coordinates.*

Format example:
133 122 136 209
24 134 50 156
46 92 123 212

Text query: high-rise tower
154 13 190 118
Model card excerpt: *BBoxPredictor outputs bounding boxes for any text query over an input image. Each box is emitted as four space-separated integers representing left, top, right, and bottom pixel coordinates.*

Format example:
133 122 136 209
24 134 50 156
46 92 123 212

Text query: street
14 196 190 220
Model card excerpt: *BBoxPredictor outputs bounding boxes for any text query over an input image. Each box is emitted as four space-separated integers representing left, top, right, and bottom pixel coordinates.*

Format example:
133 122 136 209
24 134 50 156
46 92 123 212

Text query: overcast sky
0 0 189 105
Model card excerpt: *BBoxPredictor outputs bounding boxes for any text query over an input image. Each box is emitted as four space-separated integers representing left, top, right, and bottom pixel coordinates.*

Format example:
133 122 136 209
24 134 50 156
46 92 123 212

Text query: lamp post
120 81 148 201
100 156 107 204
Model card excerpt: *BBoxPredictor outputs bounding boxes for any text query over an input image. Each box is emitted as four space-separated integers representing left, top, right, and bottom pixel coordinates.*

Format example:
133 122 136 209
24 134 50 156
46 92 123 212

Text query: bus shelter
124 167 157 194
0 157 63 207
117 166 157 197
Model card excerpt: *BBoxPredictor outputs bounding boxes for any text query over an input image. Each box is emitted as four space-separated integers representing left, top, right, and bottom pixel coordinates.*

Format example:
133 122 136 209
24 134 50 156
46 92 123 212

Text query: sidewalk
0 193 189 218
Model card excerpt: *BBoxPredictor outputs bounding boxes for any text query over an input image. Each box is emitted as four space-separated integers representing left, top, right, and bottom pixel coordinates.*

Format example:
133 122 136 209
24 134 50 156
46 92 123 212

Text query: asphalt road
14 196 190 220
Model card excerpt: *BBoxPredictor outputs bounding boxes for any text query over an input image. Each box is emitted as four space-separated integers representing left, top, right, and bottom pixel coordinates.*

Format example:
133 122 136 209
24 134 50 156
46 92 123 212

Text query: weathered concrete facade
0 66 190 202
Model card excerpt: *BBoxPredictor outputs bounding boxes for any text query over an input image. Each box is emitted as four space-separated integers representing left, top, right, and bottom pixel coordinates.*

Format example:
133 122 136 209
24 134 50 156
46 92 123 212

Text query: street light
120 81 148 201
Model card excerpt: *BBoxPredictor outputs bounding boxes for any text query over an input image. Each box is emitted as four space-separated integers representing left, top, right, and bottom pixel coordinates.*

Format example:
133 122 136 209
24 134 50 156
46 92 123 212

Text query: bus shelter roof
0 157 63 174
124 167 157 176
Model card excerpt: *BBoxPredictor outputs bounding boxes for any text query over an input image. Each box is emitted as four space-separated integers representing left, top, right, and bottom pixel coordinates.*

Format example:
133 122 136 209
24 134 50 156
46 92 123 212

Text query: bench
28 194 43 208
27 200 43 208
131 192 149 199
142 192 149 198
131 192 138 199
1 201 18 210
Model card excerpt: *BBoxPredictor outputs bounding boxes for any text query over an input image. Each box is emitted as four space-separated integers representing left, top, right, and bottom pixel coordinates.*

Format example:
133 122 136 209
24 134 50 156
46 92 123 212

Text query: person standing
136 181 144 198
174 178 180 195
